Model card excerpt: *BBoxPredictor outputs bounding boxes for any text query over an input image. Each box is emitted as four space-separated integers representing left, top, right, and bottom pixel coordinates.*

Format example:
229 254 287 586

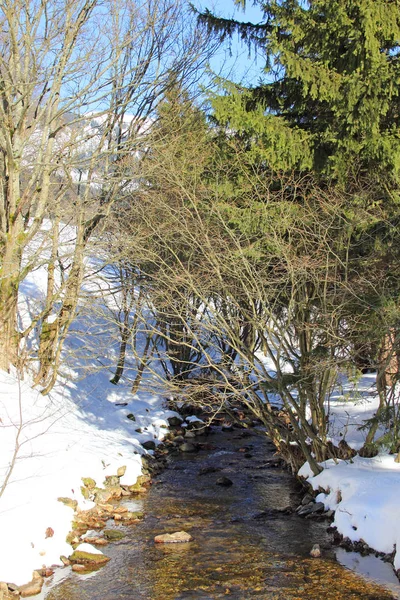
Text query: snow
300 454 400 569
0 367 177 586
298 372 400 573
73 543 103 555
185 415 204 423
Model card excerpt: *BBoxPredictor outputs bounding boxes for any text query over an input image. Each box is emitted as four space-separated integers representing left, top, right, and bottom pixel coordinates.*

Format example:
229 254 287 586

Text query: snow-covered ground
300 373 400 576
0 367 177 586
0 225 179 587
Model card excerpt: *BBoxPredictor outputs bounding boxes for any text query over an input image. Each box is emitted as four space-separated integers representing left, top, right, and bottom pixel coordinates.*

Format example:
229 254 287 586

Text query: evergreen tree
197 0 400 189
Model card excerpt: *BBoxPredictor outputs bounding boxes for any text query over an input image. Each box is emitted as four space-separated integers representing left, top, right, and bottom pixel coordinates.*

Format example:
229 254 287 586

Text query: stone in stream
216 476 233 487
18 571 44 598
154 531 193 544
221 422 234 432
71 565 89 573
167 416 184 427
198 466 221 476
141 440 156 451
301 493 314 506
172 435 185 444
69 543 110 567
310 543 321 558
104 529 126 541
297 501 325 516
179 443 197 453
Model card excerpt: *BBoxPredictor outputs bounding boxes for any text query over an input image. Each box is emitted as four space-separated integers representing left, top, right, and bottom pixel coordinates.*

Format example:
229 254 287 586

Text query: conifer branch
191 5 271 44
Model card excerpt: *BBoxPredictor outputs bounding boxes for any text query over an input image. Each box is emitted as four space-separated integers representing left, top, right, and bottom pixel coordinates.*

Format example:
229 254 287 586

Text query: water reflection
336 549 400 599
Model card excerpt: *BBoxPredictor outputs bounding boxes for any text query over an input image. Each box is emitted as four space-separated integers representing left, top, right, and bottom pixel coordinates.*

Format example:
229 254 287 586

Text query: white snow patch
301 454 400 569
74 543 104 555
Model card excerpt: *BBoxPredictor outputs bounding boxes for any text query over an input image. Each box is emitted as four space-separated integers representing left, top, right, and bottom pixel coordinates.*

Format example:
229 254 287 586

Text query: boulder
216 476 233 487
94 489 113 504
198 466 221 476
141 440 156 451
18 571 44 598
154 531 193 544
87 537 108 546
71 564 88 573
0 582 11 600
310 543 321 558
172 435 185 444
167 416 184 427
104 529 126 541
186 420 204 432
123 510 144 521
81 477 96 490
113 506 128 515
69 543 110 567
57 497 78 510
297 501 325 517
179 443 196 453
301 493 314 506
129 474 150 493
104 475 120 488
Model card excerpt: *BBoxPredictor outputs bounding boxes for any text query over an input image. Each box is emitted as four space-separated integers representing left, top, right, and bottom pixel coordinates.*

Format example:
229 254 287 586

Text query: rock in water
216 476 233 487
69 543 110 566
18 571 44 597
222 422 234 432
141 440 156 451
167 416 184 427
310 544 321 558
179 443 196 453
297 501 325 516
104 529 126 541
154 531 193 544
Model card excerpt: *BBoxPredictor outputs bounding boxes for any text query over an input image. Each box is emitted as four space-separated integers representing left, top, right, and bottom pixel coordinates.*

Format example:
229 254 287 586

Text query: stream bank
40 425 400 599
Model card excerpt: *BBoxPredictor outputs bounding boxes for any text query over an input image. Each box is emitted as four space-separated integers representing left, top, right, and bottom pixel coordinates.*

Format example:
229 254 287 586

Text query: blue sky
193 0 266 85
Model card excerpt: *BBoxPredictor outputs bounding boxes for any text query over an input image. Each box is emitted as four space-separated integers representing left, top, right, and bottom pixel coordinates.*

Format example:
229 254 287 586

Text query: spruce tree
197 0 400 189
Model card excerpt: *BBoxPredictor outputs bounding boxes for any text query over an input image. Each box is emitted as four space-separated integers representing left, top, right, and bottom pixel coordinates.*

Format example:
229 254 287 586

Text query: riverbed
42 427 400 599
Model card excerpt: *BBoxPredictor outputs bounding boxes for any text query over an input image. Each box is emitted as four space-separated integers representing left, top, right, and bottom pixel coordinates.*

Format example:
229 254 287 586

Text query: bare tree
108 97 399 473
0 0 214 389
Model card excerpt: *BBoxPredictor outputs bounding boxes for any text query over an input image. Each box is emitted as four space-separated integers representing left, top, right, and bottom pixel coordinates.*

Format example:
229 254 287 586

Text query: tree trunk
364 329 398 447
36 212 87 392
0 219 24 371
110 322 130 385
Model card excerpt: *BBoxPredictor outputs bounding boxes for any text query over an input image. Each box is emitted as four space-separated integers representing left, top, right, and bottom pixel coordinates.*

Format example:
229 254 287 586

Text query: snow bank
0 368 177 585
300 453 400 570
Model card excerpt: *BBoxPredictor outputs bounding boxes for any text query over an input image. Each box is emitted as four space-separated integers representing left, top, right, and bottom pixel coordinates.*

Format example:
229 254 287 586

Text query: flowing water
43 427 400 599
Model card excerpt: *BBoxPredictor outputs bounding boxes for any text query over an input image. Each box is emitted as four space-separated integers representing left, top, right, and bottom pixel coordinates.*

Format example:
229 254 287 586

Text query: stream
43 427 400 599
